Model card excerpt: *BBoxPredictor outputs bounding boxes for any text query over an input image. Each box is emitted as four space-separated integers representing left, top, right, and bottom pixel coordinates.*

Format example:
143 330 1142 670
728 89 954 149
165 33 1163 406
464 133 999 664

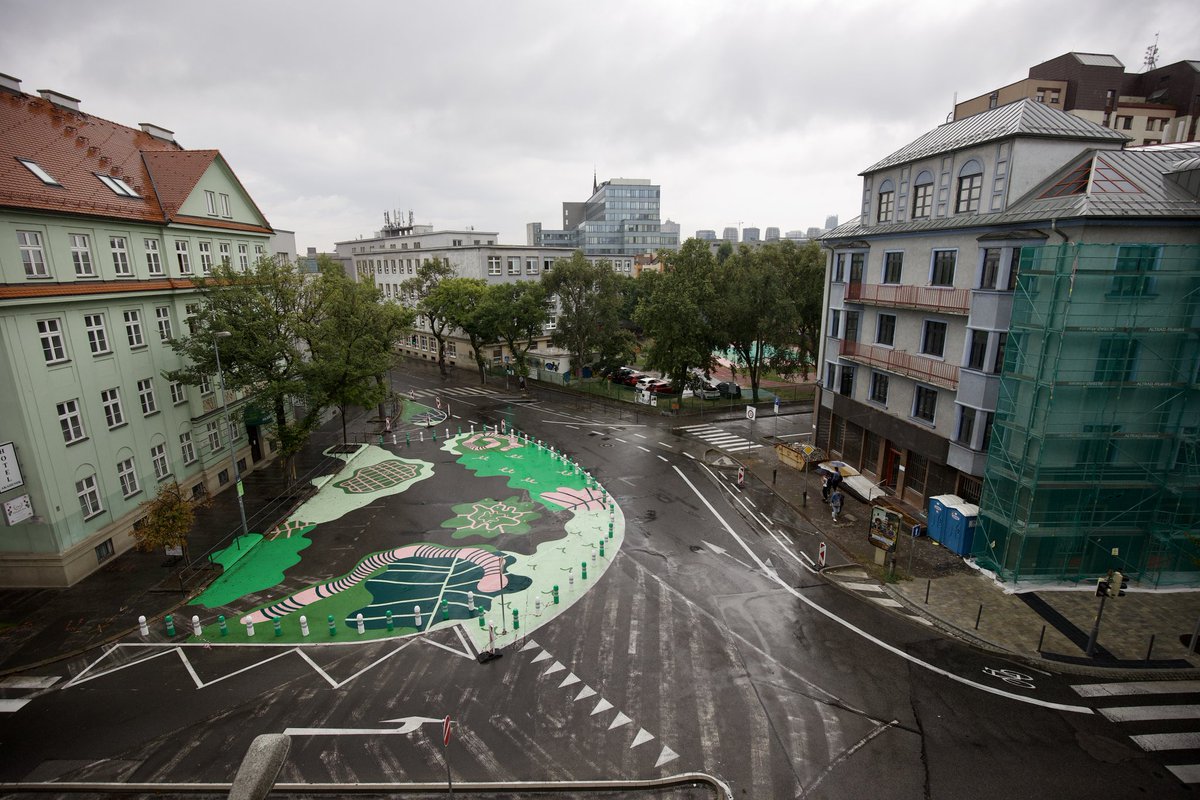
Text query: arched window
877 179 895 223
912 171 934 219
956 160 983 214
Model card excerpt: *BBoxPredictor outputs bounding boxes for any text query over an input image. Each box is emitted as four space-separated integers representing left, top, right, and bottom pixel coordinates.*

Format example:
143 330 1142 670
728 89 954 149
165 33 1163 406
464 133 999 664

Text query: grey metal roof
1072 53 1124 67
861 99 1129 174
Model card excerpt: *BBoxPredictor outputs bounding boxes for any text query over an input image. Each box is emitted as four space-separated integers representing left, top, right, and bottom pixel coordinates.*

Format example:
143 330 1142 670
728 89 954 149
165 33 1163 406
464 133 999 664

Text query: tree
488 281 552 381
435 277 496 385
634 239 720 388
167 257 325 483
542 252 629 377
714 240 820 401
716 240 734 265
133 481 202 563
401 257 456 376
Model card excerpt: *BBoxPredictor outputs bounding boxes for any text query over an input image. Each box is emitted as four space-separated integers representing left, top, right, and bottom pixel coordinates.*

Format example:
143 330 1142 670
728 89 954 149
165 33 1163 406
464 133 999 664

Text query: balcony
844 282 971 315
841 340 960 389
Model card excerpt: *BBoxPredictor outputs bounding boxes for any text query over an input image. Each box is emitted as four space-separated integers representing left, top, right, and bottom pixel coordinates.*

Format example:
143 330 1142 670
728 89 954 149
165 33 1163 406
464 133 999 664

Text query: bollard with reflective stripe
245 619 255 637
273 619 282 638
300 615 310 637
138 615 150 637
386 610 394 631
328 614 337 637
165 614 175 637
356 613 366 635
191 615 202 637
218 615 228 637
553 585 560 604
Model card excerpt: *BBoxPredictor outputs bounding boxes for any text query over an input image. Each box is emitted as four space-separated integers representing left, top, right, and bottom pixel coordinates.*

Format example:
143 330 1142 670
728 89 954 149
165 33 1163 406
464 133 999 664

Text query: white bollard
138 615 150 637
534 597 542 615
191 615 202 637
569 573 575 590
299 615 310 637
420 431 424 442
471 424 475 434
414 605 423 628
245 619 255 637
467 591 475 612
591 546 597 563
356 613 365 635
391 433 397 445
445 427 450 439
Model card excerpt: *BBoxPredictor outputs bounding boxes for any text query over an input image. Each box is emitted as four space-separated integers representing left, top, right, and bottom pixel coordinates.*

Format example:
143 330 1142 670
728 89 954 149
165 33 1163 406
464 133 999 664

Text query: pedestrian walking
820 472 831 504
830 490 844 522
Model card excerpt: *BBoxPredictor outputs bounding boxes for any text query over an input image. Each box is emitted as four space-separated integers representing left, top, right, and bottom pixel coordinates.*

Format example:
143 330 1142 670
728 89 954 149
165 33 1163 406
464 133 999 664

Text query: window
912 172 934 219
19 231 49 277
526 258 539 274
255 244 265 257
97 173 139 198
833 253 846 282
205 421 222 453
848 253 864 283
117 457 140 498
980 412 994 451
544 258 555 272
991 333 1007 375
145 239 163 275
1115 115 1133 130
58 399 86 443
17 158 60 185
931 250 956 286
487 256 502 276
882 252 903 284
877 180 895 223
95 538 115 563
124 310 145 348
869 372 889 404
151 443 170 481
844 311 860 343
155 306 173 341
237 243 249 270
447 340 457 357
828 309 841 338
200 374 212 395
180 432 196 465
1095 338 1138 382
170 380 187 405
876 314 896 346
1111 244 1159 297
84 313 111 355
921 320 947 358
38 318 68 363
205 190 217 215
913 385 938 423
508 257 520 275
101 388 125 428
137 378 158 415
956 406 977 447
979 248 1001 289
838 365 855 396
955 161 983 214
199 242 213 275
965 329 987 371
219 193 231 217
825 362 837 389
110 237 132 276
71 234 95 277
219 242 231 266
76 474 104 519
175 240 192 274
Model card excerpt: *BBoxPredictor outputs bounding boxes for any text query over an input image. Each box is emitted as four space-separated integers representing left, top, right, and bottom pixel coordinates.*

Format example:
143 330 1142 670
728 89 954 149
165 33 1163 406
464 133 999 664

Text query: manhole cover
601 443 614 447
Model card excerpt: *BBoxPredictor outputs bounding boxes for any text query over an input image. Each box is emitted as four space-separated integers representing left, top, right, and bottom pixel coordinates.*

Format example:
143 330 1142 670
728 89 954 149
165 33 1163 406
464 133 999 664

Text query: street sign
746 406 756 421
818 541 826 567
774 398 780 414
443 715 452 745
737 467 745 486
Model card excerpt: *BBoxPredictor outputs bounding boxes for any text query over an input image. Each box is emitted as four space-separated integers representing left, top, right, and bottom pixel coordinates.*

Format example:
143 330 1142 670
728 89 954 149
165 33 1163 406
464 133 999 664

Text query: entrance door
248 424 262 463
882 445 902 489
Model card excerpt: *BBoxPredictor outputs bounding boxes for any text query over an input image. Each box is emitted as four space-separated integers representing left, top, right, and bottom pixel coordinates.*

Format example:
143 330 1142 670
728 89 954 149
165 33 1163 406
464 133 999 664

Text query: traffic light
1096 578 1110 597
1110 570 1128 598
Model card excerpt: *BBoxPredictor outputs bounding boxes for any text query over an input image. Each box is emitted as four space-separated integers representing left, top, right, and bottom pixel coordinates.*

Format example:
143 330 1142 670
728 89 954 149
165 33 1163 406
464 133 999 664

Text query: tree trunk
339 403 348 444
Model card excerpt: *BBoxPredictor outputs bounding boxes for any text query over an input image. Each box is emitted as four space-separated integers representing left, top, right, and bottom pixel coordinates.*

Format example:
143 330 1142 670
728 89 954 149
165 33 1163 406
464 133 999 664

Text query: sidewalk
739 435 1200 676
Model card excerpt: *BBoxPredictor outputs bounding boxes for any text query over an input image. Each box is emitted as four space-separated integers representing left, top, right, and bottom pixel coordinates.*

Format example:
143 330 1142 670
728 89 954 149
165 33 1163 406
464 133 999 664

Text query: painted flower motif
460 433 524 452
267 520 315 539
335 461 423 494
441 497 541 539
540 486 606 512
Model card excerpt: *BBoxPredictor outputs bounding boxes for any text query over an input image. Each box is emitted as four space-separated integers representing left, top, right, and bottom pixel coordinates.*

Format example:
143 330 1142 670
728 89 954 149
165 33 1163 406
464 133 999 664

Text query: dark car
716 381 742 398
609 367 636 384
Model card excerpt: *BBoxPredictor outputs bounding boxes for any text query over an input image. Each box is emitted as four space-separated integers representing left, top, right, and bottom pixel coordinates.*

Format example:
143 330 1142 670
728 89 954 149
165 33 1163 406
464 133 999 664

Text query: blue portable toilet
942 502 979 556
927 494 963 546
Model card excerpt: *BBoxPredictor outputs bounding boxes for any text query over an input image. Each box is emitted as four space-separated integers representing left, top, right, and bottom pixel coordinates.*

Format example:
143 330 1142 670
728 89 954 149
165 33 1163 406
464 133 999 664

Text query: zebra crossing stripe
1168 765 1200 783
0 699 31 713
1130 732 1200 751
1099 705 1200 722
1072 680 1200 697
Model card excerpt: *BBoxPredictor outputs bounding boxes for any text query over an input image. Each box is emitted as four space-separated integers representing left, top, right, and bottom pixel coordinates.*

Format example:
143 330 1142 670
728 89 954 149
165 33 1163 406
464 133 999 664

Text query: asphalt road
0 370 1195 798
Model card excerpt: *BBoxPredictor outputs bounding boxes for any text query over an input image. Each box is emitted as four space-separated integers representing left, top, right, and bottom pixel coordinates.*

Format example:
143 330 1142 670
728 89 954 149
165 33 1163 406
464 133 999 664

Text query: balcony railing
841 340 960 389
844 282 971 315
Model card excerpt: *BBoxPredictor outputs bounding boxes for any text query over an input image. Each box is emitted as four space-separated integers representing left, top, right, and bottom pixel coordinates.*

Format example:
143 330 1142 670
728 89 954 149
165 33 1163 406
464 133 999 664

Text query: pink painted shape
540 486 606 511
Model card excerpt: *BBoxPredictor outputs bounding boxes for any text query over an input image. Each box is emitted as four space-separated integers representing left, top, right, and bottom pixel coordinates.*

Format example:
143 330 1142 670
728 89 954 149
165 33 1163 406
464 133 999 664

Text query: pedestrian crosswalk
823 567 932 626
408 386 497 399
1074 679 1200 784
677 424 761 453
0 675 60 713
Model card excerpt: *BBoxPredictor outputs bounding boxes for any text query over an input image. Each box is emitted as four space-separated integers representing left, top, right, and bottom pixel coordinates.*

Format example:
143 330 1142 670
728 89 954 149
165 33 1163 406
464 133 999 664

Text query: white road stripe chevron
678 424 761 452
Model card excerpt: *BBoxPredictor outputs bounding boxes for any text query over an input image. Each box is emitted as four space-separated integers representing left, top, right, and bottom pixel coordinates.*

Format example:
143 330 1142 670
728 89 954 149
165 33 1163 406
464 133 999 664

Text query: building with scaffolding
818 97 1200 585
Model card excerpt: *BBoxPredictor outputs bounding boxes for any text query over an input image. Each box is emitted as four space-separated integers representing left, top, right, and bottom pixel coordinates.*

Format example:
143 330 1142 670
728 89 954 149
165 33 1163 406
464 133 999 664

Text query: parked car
621 371 646 386
634 375 663 391
688 375 722 399
647 380 676 393
716 381 742 398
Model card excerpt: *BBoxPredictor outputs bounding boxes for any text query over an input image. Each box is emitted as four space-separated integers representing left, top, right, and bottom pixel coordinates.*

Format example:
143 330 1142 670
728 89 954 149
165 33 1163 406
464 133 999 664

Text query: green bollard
165 614 175 637
599 540 605 558
378 434 384 445
328 614 337 637
432 429 437 442
442 600 450 621
608 521 614 539
386 610 394 632
581 561 588 580
457 425 462 436
553 585 560 604
512 609 520 631
405 432 411 447
478 613 486 629
218 615 228 637
273 619 282 638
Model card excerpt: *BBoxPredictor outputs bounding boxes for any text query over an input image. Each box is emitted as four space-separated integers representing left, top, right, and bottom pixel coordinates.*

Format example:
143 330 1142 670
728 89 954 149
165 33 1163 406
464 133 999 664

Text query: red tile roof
0 89 270 233
0 277 196 300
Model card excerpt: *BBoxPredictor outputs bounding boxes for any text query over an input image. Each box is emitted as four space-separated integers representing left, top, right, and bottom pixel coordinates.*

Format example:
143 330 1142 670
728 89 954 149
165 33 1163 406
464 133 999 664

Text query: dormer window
96 173 141 198
16 158 61 186
912 171 934 219
877 179 895 223
955 160 983 214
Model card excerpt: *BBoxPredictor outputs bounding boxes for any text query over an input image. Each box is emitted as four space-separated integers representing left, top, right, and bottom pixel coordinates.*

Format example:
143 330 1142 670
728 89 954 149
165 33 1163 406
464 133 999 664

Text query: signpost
443 715 453 796
818 541 827 568
737 467 745 487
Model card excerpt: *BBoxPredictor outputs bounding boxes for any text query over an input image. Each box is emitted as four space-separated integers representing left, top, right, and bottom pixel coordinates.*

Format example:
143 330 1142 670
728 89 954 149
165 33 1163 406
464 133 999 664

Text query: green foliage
634 239 720 388
402 257 456 375
133 481 201 558
487 281 552 379
437 277 496 385
542 251 630 377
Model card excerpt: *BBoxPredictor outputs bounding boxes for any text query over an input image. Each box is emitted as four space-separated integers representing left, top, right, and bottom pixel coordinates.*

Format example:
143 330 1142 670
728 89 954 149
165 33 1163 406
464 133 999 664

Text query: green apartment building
0 74 278 586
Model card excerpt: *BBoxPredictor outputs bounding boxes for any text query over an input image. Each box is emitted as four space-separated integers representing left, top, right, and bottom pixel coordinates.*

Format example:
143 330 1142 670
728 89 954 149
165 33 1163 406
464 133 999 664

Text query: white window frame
38 318 68 363
58 399 86 443
219 193 231 217
71 233 95 278
198 241 213 275
180 432 197 465
526 258 539 275
175 240 192 275
150 443 170 481
507 257 520 275
487 256 502 276
17 158 60 186
237 243 249 270
205 421 221 453
218 241 231 266
84 313 111 355
117 457 140 499
170 380 187 405
19 230 50 278
124 310 145 349
205 190 218 215
137 378 158 415
76 474 104 519
156 306 173 341
101 387 125 428
145 239 163 275
110 236 132 276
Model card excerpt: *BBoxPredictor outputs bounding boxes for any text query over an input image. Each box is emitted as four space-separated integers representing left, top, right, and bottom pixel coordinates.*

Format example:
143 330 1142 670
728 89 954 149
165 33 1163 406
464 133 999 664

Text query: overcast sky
3 0 1196 252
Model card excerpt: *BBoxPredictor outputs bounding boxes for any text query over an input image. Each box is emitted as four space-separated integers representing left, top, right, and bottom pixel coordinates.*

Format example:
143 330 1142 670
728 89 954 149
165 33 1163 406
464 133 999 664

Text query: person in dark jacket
830 489 844 522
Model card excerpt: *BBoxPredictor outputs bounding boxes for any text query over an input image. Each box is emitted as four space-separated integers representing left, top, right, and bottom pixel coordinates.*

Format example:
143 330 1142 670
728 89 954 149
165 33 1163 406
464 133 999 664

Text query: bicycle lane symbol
981 667 1036 690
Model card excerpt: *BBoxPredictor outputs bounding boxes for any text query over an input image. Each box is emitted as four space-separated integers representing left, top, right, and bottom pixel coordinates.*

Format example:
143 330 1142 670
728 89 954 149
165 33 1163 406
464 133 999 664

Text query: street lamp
213 331 249 547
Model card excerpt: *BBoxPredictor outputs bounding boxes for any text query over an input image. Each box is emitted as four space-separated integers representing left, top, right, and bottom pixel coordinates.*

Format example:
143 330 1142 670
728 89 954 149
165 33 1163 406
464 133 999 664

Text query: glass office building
530 178 679 257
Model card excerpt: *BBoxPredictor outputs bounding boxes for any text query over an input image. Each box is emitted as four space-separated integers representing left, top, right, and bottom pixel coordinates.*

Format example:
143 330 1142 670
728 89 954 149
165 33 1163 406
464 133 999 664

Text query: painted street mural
190 418 625 650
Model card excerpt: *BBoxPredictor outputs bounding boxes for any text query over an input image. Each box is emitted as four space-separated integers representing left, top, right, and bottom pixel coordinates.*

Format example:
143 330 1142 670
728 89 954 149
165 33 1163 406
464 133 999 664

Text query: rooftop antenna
1142 33 1159 71
593 166 598 195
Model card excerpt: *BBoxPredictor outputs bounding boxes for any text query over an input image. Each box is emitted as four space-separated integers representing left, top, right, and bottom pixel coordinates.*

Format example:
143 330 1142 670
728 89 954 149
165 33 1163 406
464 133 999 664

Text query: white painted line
1167 765 1200 783
566 424 580 430
745 497 756 508
804 720 897 797
452 414 461 420
842 581 884 592
0 676 60 689
0 699 31 713
1130 732 1200 751
543 661 566 676
657 455 668 462
1100 705 1200 722
671 464 1094 715
799 551 816 567
658 442 673 448
469 420 479 425
631 728 655 748
679 424 712 430
912 616 933 626
871 598 904 608
616 437 628 443
634 433 648 439
683 452 695 459
531 650 552 663
574 685 596 701
1072 680 1200 698
655 745 679 768
637 446 650 452
559 673 580 688
608 711 632 730
591 431 606 436
591 698 614 715
63 645 177 688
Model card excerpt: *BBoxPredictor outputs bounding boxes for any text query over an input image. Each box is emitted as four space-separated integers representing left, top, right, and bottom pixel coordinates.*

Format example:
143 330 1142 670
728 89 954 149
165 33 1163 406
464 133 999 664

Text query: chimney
38 89 81 111
0 73 21 94
139 122 175 143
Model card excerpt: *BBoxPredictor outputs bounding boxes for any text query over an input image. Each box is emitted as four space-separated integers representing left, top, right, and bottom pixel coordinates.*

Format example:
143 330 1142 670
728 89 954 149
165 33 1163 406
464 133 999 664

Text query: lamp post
213 331 249 548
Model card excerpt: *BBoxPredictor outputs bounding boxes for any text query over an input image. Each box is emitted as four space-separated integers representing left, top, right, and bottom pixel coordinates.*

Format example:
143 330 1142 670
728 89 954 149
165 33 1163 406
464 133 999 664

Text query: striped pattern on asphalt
823 568 931 625
1073 679 1200 782
677 424 761 453
0 675 60 713
409 386 497 398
